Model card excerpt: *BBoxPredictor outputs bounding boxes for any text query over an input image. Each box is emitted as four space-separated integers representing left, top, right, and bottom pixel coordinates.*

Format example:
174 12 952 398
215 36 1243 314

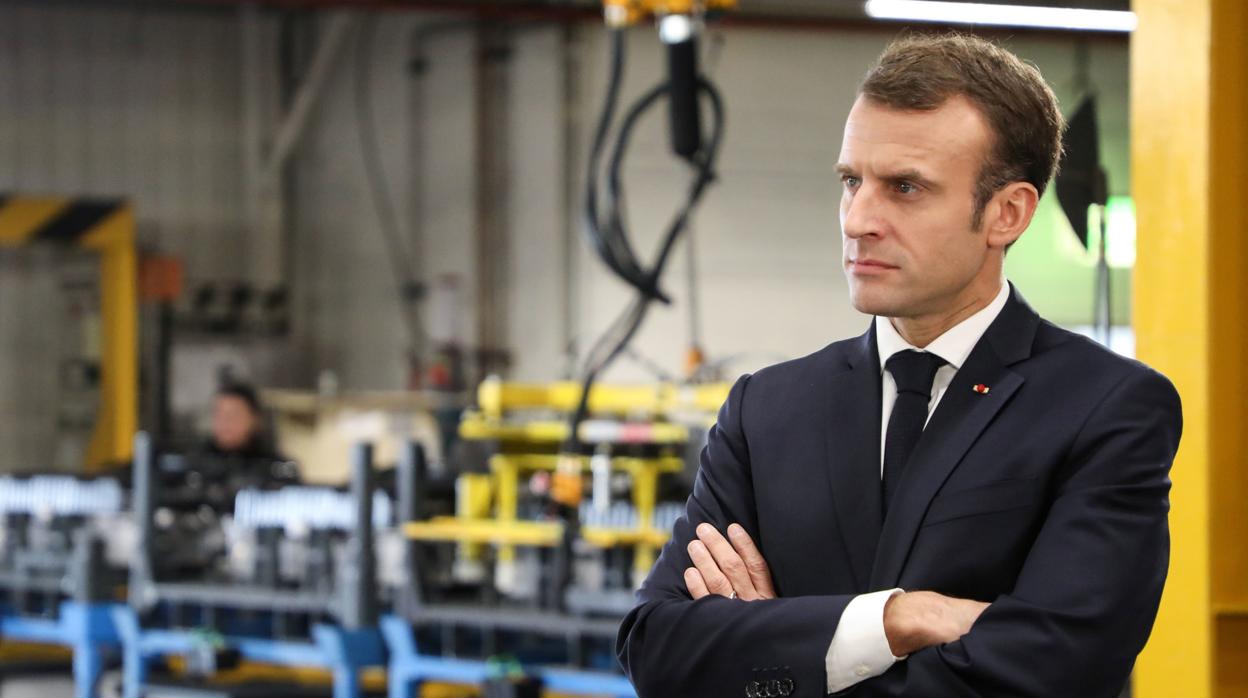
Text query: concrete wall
293 19 1131 386
0 2 272 468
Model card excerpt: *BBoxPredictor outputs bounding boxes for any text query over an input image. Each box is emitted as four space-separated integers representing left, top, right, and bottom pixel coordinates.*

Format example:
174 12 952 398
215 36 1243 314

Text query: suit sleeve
616 374 857 698
855 367 1183 697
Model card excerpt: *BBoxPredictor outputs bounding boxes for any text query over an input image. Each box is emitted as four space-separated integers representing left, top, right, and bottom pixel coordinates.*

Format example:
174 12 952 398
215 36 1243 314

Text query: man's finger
687 539 735 597
684 567 709 599
696 523 757 600
727 523 776 599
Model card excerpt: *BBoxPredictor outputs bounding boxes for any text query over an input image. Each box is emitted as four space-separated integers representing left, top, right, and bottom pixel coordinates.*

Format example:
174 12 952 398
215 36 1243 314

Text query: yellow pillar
82 206 138 470
1132 0 1248 695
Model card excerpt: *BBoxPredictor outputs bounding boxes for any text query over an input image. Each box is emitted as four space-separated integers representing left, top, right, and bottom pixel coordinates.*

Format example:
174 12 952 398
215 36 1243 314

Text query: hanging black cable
545 25 724 612
581 29 652 294
566 26 725 455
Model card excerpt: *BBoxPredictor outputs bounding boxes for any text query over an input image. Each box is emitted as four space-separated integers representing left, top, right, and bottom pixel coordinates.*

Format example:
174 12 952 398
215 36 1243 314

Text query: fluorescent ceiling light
865 0 1138 33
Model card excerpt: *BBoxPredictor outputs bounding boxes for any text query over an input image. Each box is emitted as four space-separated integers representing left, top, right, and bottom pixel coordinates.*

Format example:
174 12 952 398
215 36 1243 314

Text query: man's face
212 395 258 452
837 95 997 320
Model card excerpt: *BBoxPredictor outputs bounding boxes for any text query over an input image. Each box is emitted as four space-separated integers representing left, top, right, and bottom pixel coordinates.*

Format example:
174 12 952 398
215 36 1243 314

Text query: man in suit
616 33 1182 697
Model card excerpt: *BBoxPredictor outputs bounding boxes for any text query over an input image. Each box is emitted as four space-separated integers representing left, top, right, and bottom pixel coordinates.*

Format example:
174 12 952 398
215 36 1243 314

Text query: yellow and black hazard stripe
0 194 137 470
0 195 130 248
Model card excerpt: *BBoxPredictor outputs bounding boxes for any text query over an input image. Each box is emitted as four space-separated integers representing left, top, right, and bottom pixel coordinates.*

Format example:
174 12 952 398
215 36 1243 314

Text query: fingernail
728 524 743 538
687 541 702 555
696 523 711 537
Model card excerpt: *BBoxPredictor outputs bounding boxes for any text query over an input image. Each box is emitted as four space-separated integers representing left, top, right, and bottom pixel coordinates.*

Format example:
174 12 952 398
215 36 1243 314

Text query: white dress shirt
825 281 1011 694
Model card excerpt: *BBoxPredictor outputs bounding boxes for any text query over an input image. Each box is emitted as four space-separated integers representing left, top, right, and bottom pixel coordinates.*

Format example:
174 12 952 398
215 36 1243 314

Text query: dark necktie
882 350 946 518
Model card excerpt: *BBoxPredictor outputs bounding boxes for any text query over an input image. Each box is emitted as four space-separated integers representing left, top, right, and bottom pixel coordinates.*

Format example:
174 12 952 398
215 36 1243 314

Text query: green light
1100 196 1135 269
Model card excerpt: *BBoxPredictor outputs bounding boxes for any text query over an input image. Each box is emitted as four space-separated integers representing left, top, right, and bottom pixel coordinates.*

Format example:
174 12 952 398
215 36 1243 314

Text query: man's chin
848 289 904 318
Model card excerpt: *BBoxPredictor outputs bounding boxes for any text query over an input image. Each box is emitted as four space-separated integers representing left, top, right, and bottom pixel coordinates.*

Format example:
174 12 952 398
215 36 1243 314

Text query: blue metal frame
0 601 122 698
379 614 637 698
112 607 384 698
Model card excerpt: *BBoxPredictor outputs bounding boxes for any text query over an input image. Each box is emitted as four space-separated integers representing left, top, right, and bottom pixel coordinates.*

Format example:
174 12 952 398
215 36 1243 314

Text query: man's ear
983 182 1040 249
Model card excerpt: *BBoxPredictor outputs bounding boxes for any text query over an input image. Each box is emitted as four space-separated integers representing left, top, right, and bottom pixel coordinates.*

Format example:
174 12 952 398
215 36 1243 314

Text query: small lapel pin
973 384 991 395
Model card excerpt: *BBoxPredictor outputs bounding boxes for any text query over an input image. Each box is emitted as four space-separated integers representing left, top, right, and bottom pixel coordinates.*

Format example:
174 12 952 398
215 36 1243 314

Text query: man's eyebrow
883 168 941 190
886 168 932 181
834 164 939 188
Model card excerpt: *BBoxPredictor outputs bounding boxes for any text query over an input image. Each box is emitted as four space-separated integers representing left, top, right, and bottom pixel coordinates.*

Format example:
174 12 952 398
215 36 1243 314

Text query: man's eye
895 181 918 194
842 175 861 188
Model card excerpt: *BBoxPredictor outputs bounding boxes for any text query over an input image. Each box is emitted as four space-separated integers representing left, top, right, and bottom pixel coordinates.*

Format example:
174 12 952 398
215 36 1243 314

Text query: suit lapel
869 285 1040 589
823 326 883 591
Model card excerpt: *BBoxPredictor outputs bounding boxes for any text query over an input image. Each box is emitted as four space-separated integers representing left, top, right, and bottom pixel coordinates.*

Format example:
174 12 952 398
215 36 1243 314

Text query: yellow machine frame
602 0 737 26
0 195 138 469
406 453 684 578
407 379 730 582
476 377 729 419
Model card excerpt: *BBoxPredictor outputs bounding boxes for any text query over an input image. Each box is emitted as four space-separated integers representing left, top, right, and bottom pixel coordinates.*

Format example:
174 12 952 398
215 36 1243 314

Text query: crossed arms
617 369 1182 697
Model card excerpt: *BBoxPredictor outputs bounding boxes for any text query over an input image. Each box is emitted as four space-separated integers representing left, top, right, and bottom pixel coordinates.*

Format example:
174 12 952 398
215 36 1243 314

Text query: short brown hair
859 32 1064 228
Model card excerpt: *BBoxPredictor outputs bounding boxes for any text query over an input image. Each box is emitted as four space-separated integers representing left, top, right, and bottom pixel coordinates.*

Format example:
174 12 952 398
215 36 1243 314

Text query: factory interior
0 0 1238 696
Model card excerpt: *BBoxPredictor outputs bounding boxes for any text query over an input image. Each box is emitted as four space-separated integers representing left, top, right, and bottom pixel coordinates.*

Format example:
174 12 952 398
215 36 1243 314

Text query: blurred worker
207 383 274 457
200 382 299 486
155 382 300 511
618 33 1182 697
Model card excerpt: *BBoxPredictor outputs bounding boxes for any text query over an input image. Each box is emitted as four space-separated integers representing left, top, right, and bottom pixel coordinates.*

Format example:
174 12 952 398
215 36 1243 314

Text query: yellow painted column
82 206 138 469
1133 0 1248 695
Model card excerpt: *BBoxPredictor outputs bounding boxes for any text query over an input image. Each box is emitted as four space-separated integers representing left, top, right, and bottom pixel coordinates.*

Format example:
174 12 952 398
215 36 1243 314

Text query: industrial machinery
0 475 128 698
386 378 727 698
0 433 423 698
90 411 706 698
375 1 740 694
0 441 306 697
114 433 405 698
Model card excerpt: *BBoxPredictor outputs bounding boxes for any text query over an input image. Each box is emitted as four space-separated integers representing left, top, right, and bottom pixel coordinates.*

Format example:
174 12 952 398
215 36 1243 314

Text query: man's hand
883 591 989 656
683 523 776 601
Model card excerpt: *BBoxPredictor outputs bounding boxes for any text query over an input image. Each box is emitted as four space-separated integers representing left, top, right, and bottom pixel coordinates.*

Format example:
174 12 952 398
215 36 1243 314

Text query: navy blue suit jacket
617 286 1182 697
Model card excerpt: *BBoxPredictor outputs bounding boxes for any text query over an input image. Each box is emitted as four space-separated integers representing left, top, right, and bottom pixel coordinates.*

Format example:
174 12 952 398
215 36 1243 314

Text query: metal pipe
128 431 155 611
268 10 359 177
559 22 581 377
397 440 426 614
473 21 512 376
340 442 377 630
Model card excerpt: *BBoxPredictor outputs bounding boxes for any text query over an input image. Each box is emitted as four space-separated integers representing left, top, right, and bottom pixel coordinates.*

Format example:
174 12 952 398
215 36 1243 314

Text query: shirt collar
875 281 1011 373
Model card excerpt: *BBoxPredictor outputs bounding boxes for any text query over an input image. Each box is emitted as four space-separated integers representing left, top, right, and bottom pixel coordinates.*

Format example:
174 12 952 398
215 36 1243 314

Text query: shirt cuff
825 588 905 694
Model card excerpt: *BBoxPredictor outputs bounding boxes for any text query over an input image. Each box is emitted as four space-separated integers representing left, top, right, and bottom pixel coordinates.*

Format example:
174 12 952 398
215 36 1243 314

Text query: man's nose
841 185 883 240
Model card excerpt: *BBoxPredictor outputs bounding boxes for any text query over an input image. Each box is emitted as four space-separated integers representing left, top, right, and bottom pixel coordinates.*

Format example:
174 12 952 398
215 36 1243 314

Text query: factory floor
0 676 76 697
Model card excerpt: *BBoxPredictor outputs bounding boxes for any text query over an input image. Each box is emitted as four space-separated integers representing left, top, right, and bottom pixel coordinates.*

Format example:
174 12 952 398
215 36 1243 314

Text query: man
616 33 1181 697
172 383 299 509
205 383 285 464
